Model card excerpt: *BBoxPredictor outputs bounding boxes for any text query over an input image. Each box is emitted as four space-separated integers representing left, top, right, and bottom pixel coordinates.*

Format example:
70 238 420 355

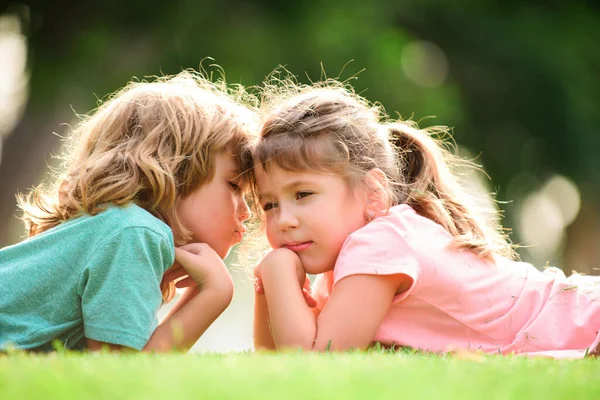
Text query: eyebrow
258 180 314 202
226 168 245 179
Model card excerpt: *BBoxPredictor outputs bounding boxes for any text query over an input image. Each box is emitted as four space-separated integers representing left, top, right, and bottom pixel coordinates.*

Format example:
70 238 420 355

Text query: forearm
253 292 276 350
262 259 316 350
144 279 233 352
161 286 200 321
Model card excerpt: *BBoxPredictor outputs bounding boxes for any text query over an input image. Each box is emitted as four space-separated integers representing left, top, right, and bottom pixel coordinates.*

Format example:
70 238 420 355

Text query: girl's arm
310 273 408 351
261 248 409 351
253 258 318 351
253 291 276 350
253 262 276 350
260 249 316 349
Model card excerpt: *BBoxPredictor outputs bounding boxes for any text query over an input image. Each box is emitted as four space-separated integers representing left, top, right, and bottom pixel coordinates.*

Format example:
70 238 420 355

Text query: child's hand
254 251 317 308
168 243 232 290
163 261 196 289
146 243 234 353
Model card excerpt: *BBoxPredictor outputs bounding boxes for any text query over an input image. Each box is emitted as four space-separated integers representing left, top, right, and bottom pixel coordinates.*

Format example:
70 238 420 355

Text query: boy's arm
143 281 232 352
159 264 201 321
86 245 233 353
142 244 233 352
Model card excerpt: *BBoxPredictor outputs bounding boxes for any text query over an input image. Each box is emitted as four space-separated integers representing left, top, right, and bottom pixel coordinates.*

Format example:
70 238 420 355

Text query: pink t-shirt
312 204 600 356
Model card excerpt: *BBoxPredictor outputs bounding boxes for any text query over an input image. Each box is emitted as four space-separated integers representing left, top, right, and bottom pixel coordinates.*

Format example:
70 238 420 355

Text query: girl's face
254 164 368 274
176 152 250 258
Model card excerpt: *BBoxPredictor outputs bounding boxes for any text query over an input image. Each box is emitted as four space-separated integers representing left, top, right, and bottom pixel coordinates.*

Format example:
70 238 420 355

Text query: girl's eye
296 191 312 200
262 202 277 212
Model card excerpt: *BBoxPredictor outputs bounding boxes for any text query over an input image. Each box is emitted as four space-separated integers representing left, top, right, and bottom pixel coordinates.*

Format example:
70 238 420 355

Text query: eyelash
261 191 313 212
296 191 312 200
229 182 242 192
262 202 276 212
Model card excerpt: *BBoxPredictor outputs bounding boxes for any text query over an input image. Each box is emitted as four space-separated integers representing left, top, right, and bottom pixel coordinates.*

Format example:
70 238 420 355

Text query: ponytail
253 76 515 262
387 123 515 261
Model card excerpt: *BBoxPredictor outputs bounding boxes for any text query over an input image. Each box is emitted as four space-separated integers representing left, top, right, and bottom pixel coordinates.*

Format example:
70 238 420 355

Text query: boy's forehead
216 152 243 175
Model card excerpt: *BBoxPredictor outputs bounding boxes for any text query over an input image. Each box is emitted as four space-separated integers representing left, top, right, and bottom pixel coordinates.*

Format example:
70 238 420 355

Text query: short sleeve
333 218 421 301
78 226 174 350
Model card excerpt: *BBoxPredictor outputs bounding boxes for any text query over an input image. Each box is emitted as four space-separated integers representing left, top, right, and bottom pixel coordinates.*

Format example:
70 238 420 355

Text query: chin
303 260 334 275
219 247 232 260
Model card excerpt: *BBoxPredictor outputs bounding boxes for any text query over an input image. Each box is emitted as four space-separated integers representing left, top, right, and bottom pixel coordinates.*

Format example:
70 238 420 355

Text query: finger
178 242 210 255
303 289 318 308
174 247 202 269
163 260 182 275
253 264 262 280
254 278 264 294
162 264 187 283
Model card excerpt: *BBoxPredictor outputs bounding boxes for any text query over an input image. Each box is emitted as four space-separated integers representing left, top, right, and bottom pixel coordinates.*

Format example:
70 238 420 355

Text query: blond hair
253 77 515 261
18 70 258 301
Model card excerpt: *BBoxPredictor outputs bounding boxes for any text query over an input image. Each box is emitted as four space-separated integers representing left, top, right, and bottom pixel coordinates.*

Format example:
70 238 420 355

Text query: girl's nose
276 205 298 231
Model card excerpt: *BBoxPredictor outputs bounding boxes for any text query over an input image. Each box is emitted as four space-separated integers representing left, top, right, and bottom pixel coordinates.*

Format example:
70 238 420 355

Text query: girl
252 79 600 358
0 71 257 352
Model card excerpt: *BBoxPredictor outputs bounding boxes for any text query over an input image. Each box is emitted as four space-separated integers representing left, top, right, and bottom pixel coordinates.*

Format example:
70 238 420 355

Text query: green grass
0 350 597 399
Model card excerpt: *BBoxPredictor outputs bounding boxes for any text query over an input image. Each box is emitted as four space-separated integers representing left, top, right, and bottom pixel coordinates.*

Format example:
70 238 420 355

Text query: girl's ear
363 168 389 221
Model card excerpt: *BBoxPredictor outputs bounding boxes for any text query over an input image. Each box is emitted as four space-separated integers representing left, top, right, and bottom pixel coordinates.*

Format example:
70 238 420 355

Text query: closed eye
296 191 313 200
229 181 241 192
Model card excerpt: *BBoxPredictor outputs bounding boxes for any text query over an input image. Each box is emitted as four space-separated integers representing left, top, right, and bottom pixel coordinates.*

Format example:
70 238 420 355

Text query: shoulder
93 203 173 243
76 204 175 271
333 205 422 283
341 204 423 252
81 205 175 277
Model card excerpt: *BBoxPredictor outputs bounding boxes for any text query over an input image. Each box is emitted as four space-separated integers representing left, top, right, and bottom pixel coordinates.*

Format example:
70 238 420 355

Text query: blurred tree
1 0 599 270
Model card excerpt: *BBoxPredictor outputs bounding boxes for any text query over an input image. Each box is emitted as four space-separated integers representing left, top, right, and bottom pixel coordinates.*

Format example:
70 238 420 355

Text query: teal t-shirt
0 203 175 351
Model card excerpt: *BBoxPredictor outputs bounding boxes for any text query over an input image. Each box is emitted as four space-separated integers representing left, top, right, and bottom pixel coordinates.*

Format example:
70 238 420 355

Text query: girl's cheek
265 223 278 247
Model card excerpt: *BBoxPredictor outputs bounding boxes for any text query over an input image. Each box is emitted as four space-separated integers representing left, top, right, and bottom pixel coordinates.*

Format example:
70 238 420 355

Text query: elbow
311 340 331 352
216 278 235 310
275 332 316 352
277 338 315 352
205 274 234 312
223 284 234 308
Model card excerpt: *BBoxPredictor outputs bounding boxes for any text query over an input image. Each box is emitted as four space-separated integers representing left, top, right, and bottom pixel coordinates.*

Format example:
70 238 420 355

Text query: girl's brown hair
253 78 515 262
18 70 258 301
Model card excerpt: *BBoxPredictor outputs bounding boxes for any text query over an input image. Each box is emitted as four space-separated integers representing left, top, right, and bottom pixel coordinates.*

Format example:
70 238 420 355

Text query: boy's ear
363 168 389 220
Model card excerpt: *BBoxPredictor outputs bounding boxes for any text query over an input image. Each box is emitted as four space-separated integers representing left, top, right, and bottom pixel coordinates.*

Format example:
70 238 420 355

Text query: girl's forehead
254 164 339 190
255 163 305 181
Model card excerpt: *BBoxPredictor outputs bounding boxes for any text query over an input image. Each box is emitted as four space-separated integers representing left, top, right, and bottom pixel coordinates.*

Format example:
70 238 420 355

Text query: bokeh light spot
401 40 448 88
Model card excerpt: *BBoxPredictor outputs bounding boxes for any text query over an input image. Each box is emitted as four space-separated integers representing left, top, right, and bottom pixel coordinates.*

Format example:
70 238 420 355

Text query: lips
282 241 312 252
234 227 246 242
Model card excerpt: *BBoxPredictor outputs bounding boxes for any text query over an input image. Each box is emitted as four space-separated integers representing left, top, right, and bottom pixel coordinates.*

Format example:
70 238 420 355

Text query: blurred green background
1 0 599 351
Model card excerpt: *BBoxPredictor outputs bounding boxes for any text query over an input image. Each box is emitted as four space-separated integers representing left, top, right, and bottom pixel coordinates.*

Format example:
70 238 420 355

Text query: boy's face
176 152 250 258
254 164 368 274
